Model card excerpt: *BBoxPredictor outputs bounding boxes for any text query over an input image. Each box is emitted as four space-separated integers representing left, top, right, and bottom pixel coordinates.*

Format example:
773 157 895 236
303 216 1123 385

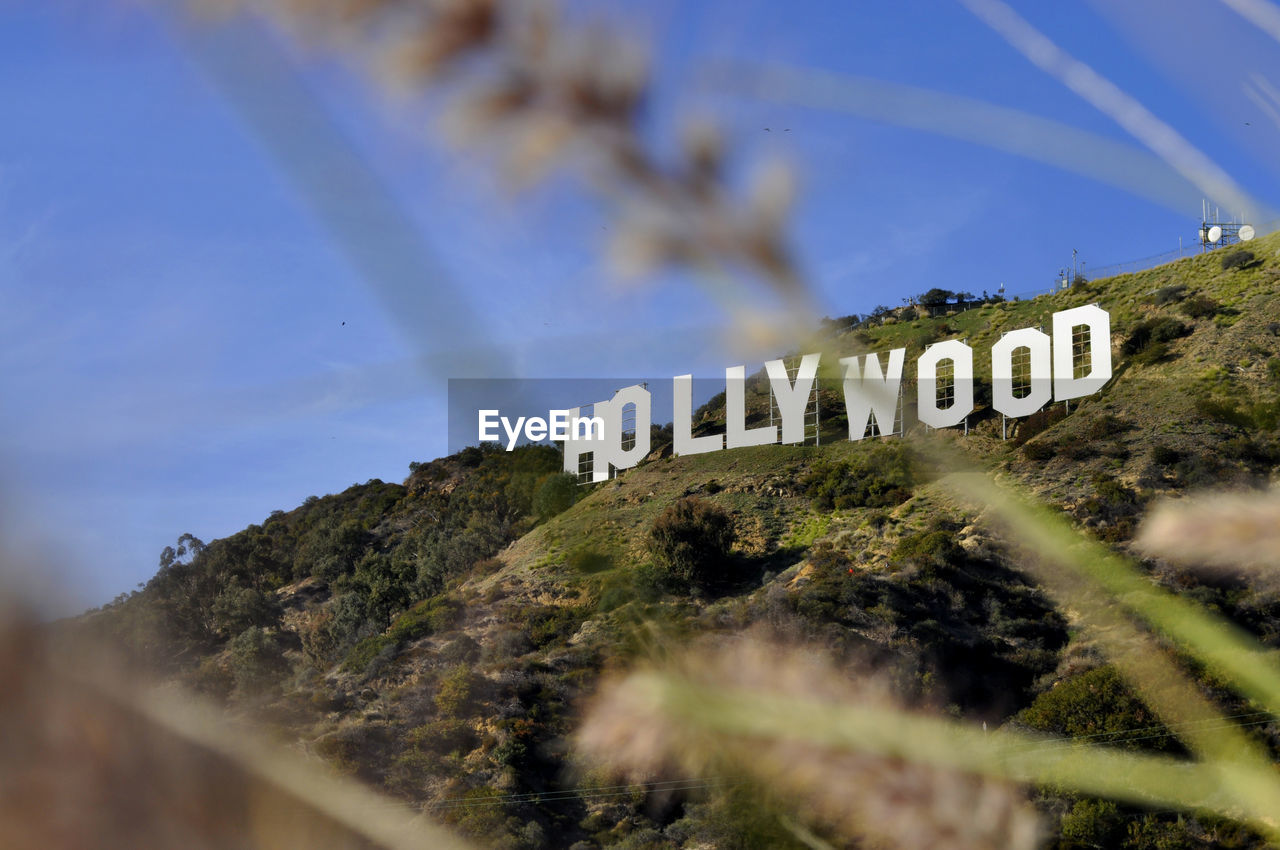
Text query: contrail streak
185 20 509 379
1217 0 1280 46
708 62 1206 215
959 0 1271 221
1243 75 1280 133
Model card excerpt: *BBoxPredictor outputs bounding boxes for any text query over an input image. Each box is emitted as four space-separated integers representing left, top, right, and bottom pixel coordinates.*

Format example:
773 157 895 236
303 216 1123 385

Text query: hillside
83 234 1280 849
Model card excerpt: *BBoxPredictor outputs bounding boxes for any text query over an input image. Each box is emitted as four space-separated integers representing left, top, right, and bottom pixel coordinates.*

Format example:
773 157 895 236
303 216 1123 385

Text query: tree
533 472 577 521
211 585 280 638
918 287 954 307
158 533 206 572
350 550 414 628
227 626 288 696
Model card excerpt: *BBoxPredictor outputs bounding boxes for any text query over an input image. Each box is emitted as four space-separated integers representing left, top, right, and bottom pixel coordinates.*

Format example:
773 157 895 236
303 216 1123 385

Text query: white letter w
839 349 905 440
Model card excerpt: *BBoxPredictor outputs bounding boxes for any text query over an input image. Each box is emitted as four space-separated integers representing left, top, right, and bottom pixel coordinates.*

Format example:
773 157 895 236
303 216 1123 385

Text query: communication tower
1199 199 1256 250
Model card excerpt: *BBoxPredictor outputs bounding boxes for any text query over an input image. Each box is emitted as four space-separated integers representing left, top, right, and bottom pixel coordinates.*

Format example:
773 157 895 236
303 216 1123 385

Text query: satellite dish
1208 225 1223 243
1240 225 1256 241
1199 229 1207 242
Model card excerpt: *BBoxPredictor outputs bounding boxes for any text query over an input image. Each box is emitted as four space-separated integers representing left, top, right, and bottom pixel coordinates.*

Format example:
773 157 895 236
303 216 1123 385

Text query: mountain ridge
82 232 1280 849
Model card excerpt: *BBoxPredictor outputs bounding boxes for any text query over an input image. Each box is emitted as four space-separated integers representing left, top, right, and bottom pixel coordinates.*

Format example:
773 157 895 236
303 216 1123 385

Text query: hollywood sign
478 305 1111 481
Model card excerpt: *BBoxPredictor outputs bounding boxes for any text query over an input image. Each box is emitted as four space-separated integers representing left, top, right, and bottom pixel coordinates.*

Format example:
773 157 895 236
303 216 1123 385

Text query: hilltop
83 233 1280 849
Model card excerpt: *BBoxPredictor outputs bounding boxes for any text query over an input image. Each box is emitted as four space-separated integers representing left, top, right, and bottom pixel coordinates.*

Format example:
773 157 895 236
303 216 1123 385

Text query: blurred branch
186 20 506 377
943 469 1280 725
0 611 479 850
74 667 476 850
933 462 1280 840
179 0 821 344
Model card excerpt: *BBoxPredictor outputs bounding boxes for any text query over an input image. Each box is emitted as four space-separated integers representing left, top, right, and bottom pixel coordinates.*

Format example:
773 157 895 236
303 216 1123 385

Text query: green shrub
1022 441 1056 461
435 664 481 717
1132 340 1171 365
1082 413 1129 441
1196 397 1254 430
405 717 476 758
1150 444 1180 466
1076 473 1142 541
525 604 589 648
388 595 460 642
566 546 612 574
800 442 917 510
491 736 528 768
1012 405 1067 447
1058 440 1096 461
1058 799 1125 847
227 626 288 695
1222 436 1280 466
1121 317 1189 359
1174 453 1225 488
894 522 964 574
647 497 736 592
341 594 459 673
437 786 508 838
341 633 395 674
211 585 280 639
1179 295 1219 319
1148 284 1186 306
1018 665 1175 751
1221 248 1254 271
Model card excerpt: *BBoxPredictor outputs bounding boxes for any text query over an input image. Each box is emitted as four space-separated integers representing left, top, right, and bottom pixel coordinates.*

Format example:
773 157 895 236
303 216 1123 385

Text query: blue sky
3 0 1280 610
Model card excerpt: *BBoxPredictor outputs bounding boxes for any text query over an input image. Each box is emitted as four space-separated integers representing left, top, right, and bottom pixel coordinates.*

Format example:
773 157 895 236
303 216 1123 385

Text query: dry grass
577 633 1042 850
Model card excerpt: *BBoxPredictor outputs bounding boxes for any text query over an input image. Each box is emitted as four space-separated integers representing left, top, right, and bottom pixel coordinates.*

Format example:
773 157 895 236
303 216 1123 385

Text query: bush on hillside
801 442 917 511
1196 396 1255 431
1022 441 1056 461
1121 317 1189 364
1012 405 1067 447
1179 295 1219 319
894 520 965 577
227 626 288 696
1148 284 1186 305
1221 248 1255 271
647 497 735 592
1082 413 1130 441
1076 473 1143 542
1018 665 1175 752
